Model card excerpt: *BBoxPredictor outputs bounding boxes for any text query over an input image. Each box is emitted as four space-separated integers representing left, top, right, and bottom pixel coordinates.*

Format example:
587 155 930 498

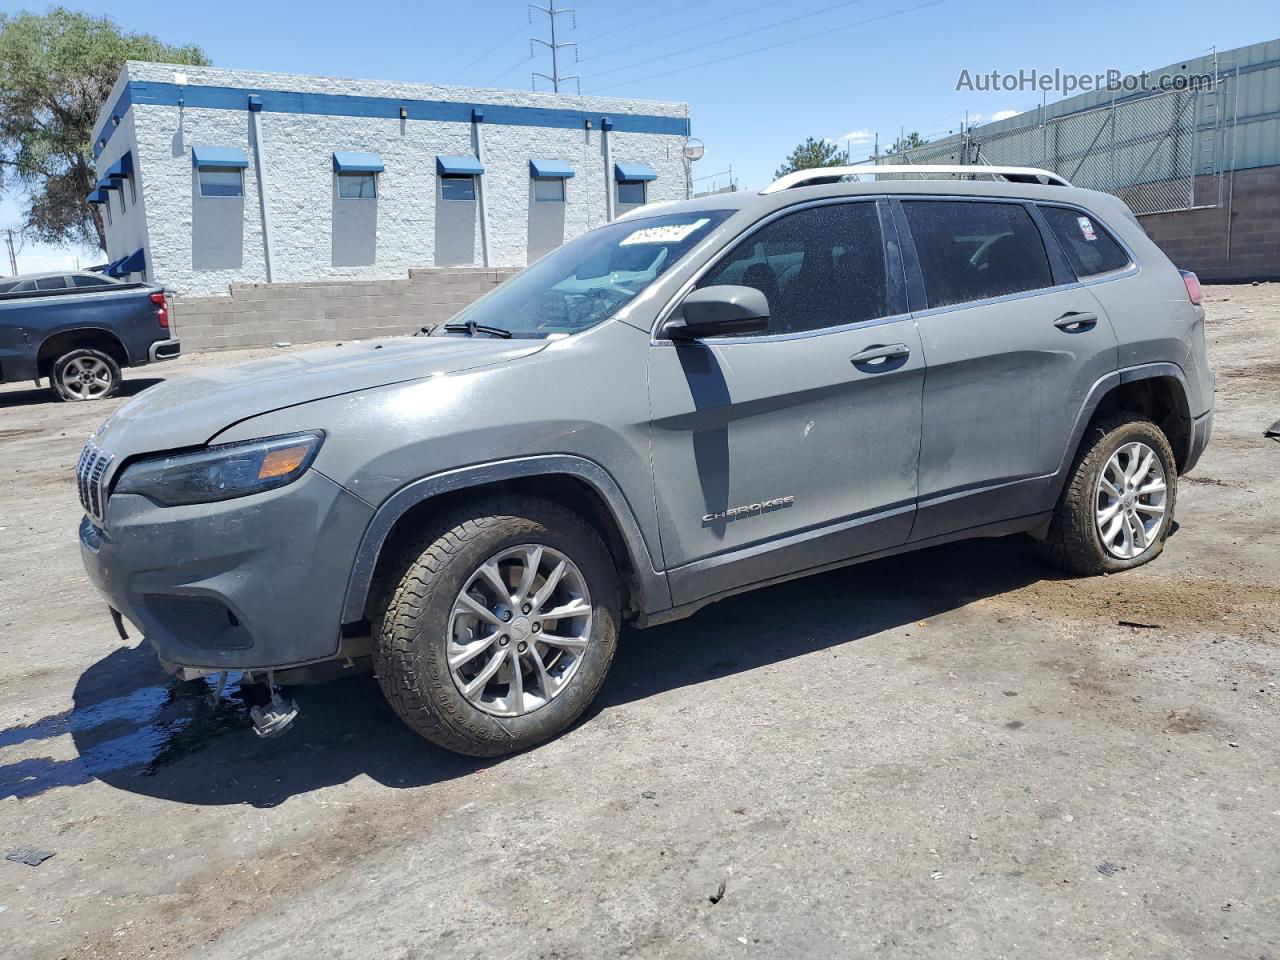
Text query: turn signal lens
258 444 312 479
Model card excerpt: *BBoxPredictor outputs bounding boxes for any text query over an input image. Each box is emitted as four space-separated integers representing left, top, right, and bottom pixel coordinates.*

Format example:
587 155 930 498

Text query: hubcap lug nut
518 641 527 652
532 623 541 633
499 635 509 646
521 603 532 614
501 611 512 621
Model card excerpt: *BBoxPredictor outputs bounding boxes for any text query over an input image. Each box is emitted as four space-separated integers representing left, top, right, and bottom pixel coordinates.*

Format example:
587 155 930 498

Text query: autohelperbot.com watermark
956 68 1215 97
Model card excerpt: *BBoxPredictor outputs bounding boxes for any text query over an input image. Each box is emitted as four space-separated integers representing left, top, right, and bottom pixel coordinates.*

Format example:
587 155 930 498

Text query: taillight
1180 270 1202 306
150 290 169 328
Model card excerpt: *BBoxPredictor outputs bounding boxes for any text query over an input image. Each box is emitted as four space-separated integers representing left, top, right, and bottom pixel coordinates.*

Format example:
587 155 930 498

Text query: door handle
1053 311 1098 332
850 343 910 367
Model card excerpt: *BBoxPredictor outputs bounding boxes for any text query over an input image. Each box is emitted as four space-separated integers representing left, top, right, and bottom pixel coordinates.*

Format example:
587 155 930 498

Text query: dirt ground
1 285 1278 959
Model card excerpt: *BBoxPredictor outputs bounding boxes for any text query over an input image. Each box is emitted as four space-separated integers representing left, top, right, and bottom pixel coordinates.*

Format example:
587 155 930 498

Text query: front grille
76 442 114 524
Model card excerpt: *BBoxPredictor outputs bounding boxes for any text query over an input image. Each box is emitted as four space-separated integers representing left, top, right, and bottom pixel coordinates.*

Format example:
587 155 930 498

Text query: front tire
50 348 121 401
371 497 620 757
1038 413 1177 576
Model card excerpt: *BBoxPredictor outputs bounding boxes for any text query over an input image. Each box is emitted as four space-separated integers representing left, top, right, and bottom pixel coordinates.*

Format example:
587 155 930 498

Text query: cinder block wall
1139 167 1280 282
171 267 518 352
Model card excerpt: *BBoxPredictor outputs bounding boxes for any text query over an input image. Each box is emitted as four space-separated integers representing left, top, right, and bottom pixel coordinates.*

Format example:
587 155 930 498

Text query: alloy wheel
1095 441 1168 560
60 356 114 400
446 544 593 717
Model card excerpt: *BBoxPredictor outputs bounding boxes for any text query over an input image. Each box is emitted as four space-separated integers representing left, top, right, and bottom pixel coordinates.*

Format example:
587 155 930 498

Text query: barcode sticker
620 219 711 246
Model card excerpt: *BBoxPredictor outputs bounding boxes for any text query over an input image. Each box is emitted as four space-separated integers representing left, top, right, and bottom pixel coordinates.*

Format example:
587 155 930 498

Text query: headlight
114 432 324 506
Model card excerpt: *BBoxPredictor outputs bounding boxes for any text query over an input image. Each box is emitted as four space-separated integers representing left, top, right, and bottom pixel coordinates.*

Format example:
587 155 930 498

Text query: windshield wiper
443 320 512 339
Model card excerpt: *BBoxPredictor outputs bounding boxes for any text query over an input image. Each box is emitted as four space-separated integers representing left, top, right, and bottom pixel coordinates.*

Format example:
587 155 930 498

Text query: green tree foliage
886 131 928 155
774 137 848 179
0 8 208 251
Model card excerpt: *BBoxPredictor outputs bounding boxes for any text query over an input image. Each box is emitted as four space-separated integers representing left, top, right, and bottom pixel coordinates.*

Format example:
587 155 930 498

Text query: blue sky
1 0 1274 270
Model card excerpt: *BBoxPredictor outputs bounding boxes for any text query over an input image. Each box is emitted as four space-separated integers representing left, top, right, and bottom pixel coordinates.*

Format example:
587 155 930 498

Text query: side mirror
665 284 769 339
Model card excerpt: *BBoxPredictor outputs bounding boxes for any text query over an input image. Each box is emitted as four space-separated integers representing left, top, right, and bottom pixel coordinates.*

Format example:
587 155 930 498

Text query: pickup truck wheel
371 497 620 757
1038 413 1177 576
51 348 121 401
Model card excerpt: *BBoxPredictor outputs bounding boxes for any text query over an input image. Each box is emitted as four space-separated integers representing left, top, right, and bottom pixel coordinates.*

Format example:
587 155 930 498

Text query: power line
444 22 529 83
573 0 722 46
588 0 947 92
579 0 779 64
585 0 875 81
485 52 535 87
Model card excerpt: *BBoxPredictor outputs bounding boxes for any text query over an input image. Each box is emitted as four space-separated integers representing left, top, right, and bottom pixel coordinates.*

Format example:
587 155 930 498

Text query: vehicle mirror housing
666 285 769 339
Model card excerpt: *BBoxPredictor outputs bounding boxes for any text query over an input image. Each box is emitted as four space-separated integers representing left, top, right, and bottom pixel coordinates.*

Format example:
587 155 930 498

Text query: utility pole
5 230 17 276
530 1 578 93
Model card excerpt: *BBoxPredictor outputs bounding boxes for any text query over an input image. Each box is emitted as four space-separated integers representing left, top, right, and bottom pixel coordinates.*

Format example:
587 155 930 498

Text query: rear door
897 197 1119 540
648 198 926 604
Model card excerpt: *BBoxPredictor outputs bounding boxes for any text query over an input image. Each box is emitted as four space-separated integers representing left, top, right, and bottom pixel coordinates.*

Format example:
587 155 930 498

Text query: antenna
530 1 579 93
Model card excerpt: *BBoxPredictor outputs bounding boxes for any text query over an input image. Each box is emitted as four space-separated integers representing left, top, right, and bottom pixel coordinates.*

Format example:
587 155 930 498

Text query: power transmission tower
530 1 579 93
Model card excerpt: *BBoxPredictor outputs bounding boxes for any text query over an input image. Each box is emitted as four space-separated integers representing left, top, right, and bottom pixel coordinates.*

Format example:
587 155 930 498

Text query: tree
774 137 848 179
885 131 928 156
0 8 208 252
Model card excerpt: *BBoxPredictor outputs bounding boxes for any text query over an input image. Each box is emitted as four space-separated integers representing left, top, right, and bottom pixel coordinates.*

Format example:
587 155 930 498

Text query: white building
89 62 693 295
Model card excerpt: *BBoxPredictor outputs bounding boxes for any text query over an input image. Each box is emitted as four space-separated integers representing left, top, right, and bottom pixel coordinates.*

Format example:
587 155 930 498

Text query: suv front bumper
79 470 373 672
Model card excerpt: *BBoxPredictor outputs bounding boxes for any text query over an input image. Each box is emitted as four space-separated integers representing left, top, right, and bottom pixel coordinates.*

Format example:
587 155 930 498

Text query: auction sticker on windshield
620 218 712 246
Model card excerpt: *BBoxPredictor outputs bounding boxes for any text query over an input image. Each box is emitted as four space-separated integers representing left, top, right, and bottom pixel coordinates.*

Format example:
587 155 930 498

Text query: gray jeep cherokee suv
78 166 1213 756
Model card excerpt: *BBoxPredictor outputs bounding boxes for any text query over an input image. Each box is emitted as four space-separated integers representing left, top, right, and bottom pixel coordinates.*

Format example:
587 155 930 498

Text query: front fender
340 454 671 624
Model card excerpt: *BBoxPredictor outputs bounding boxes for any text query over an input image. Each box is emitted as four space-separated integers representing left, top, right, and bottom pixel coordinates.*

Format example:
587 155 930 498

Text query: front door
647 199 926 605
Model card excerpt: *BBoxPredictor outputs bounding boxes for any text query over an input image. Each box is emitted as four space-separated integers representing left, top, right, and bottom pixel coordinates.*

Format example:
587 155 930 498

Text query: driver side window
698 201 888 335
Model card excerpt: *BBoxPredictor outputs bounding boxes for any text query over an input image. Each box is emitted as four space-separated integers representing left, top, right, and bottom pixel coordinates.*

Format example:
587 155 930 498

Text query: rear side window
903 200 1052 308
35 276 67 290
1039 205 1132 278
72 274 111 287
699 201 888 335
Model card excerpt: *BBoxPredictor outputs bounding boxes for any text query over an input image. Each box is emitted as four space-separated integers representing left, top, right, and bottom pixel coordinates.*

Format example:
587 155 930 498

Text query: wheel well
37 329 129 379
366 474 641 622
1091 376 1191 469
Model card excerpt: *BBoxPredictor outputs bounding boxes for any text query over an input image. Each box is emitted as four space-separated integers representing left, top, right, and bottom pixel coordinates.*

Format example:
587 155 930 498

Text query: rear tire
371 496 620 757
50 348 121 402
1038 413 1177 576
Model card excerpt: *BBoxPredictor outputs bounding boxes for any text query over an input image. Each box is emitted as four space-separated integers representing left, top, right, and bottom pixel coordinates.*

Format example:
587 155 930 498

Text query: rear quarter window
1039 205 1132 278
902 200 1053 309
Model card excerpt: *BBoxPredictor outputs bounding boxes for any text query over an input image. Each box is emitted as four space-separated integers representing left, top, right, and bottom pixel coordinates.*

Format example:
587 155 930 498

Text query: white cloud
837 129 875 144
991 109 1020 122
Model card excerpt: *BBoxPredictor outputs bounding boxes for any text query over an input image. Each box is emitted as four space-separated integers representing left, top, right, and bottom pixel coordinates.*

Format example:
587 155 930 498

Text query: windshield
435 209 732 338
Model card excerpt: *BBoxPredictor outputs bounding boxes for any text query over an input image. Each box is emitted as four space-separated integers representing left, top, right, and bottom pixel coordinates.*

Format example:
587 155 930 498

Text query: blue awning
436 154 485 176
530 158 575 179
332 151 384 173
86 187 109 204
105 249 145 277
105 152 133 179
192 145 249 169
96 176 119 192
614 162 657 182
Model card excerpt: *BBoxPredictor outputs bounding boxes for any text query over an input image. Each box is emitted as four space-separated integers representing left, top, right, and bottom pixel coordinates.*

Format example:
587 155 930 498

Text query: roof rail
760 164 1072 194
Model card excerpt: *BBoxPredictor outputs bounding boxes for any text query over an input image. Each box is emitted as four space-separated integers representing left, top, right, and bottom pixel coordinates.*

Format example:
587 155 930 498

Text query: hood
97 336 548 458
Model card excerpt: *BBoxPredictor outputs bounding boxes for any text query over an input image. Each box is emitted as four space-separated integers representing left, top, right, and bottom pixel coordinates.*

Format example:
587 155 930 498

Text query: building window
533 177 566 202
441 175 477 201
617 179 646 205
198 166 244 198
337 171 377 199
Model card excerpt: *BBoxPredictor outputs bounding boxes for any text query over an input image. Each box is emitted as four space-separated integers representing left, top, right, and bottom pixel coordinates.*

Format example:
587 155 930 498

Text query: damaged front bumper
79 469 374 675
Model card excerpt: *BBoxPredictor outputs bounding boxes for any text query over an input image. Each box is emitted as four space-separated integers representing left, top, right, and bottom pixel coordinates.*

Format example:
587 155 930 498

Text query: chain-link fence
873 85 1222 215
